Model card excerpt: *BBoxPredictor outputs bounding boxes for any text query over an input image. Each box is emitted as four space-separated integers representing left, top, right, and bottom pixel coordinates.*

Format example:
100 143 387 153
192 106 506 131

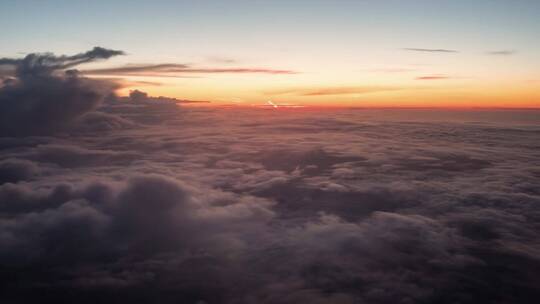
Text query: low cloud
0 158 40 183
1 108 539 302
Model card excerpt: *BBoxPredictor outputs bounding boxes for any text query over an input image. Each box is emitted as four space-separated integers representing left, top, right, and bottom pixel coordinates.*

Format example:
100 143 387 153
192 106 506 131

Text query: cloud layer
1 95 539 303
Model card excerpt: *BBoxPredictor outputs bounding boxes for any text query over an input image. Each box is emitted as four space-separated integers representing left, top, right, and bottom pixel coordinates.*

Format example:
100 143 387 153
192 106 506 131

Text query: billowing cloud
0 47 124 136
404 48 459 53
0 158 40 183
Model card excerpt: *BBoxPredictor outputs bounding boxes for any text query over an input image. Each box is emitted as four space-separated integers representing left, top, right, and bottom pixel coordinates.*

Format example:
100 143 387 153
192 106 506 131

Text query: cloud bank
1 104 539 303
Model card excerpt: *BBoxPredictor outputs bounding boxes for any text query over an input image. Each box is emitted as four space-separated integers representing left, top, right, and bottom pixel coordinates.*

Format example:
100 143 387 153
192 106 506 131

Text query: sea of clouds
1 49 539 304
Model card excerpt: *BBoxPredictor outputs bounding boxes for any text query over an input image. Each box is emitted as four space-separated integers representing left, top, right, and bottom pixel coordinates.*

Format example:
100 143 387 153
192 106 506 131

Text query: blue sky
2 0 539 58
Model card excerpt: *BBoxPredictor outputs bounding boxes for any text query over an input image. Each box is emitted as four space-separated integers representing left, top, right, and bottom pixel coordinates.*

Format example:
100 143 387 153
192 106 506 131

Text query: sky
1 2 540 303
1 0 540 107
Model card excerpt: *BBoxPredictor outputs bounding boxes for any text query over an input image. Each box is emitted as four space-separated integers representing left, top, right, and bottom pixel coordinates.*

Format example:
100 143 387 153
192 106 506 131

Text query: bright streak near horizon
267 100 278 108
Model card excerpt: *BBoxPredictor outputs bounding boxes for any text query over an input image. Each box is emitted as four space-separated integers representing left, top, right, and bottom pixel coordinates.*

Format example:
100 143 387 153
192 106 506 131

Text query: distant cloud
403 48 459 53
0 47 125 78
101 78 163 88
117 89 210 105
186 68 296 74
83 64 297 77
368 68 417 73
178 99 211 104
486 50 517 56
269 86 402 96
416 75 451 80
84 64 189 74
206 56 237 64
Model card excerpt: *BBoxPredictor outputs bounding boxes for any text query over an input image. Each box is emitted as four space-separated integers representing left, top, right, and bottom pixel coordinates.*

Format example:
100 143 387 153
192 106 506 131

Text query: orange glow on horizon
115 79 540 109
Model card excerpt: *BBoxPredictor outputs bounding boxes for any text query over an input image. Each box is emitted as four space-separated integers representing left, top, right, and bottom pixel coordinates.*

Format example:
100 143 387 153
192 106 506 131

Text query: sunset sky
1 0 540 107
2 2 540 303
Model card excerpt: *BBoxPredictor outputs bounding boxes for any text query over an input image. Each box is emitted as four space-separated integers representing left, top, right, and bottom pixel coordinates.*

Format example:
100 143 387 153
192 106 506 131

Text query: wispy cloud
486 50 517 56
415 75 451 80
368 68 417 73
403 48 459 53
268 86 402 96
82 63 297 77
104 78 163 87
206 56 237 64
178 99 211 104
84 64 188 74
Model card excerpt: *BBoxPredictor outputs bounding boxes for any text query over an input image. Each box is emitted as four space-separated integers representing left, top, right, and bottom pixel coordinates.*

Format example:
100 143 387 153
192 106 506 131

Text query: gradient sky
1 0 540 107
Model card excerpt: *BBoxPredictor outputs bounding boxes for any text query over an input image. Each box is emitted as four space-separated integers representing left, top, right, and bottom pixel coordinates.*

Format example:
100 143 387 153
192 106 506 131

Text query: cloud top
0 47 124 79
0 47 124 136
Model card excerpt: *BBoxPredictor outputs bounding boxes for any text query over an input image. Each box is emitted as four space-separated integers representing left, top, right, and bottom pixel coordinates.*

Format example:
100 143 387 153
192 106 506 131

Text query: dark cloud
257 148 365 173
0 47 124 79
0 158 40 184
75 111 136 132
0 98 539 303
404 48 459 53
21 144 140 168
0 174 274 302
96 90 187 124
0 47 124 136
121 89 208 106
